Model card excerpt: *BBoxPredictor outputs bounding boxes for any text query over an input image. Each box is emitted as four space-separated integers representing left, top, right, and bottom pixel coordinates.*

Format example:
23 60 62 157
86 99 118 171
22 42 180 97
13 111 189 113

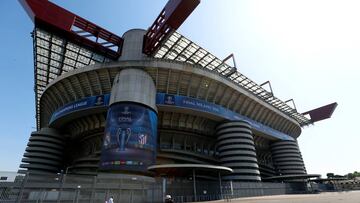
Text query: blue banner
99 103 158 172
49 95 110 123
156 93 294 141
50 93 293 141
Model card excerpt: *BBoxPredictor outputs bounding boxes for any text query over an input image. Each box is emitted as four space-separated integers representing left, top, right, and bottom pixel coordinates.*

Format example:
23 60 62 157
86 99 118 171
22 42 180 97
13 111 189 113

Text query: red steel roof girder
143 0 200 55
19 0 123 59
302 102 338 124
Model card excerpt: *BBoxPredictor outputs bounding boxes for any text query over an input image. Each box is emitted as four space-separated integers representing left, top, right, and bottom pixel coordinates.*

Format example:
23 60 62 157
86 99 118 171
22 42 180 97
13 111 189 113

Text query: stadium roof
33 28 113 127
33 28 313 128
153 31 313 126
22 0 336 129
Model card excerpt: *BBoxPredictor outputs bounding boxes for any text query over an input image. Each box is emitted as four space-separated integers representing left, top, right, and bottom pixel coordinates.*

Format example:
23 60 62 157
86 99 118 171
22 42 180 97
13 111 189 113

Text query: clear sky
0 0 359 177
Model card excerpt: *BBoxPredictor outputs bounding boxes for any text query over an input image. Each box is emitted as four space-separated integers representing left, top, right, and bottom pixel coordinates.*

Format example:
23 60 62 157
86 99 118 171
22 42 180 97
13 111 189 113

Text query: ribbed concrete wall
258 163 276 178
270 140 306 175
19 128 64 174
216 121 261 181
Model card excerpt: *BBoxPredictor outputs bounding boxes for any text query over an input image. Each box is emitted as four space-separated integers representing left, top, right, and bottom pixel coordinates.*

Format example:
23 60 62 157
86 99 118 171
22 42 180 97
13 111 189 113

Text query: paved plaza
203 191 360 203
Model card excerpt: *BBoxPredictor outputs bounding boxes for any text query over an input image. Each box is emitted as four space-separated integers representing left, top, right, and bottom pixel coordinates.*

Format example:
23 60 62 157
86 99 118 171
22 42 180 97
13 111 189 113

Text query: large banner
49 95 109 124
156 93 294 141
51 93 294 141
99 103 158 172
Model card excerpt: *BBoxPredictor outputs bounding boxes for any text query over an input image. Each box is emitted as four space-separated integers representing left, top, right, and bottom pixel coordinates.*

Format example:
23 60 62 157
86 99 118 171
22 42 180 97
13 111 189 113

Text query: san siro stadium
15 0 337 202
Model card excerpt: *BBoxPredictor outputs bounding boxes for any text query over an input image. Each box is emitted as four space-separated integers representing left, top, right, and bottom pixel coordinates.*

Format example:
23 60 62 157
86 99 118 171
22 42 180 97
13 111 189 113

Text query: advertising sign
51 93 293 141
157 93 294 141
49 94 109 123
99 103 158 172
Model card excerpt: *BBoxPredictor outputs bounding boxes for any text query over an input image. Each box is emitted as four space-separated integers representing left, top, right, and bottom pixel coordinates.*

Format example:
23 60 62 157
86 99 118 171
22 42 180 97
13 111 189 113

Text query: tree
347 173 354 179
327 173 334 178
346 171 360 179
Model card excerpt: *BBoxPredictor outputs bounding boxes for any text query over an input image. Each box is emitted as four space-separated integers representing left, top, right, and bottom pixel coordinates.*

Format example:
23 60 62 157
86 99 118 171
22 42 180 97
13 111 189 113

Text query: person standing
165 195 174 203
108 196 114 203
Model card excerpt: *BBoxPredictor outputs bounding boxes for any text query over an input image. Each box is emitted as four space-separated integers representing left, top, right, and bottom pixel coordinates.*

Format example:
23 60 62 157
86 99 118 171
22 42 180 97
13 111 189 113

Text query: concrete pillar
270 140 306 176
216 121 261 181
109 68 157 111
100 68 158 172
119 29 148 61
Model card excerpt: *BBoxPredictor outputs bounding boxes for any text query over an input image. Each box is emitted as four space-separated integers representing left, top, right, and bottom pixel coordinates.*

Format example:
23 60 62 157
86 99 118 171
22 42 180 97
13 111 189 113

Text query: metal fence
169 181 307 202
0 173 163 203
1 173 309 203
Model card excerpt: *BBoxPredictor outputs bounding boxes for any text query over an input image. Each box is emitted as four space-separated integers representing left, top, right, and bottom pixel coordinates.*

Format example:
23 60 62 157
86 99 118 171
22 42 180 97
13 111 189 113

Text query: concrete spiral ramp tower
19 128 65 174
216 121 261 181
270 140 306 176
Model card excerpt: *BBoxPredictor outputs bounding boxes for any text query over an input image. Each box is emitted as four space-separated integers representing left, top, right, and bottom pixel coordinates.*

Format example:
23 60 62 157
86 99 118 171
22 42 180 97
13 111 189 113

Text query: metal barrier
0 173 309 203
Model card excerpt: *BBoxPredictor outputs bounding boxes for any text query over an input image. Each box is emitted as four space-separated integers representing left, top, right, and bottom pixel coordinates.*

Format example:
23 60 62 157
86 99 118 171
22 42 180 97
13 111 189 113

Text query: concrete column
109 68 157 111
100 68 158 172
216 121 261 181
119 29 148 61
270 140 306 176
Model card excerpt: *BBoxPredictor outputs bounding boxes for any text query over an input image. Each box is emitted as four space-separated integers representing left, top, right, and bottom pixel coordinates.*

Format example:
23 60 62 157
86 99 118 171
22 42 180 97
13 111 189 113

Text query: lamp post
218 171 223 199
65 166 71 174
74 185 81 203
193 169 197 202
56 170 64 203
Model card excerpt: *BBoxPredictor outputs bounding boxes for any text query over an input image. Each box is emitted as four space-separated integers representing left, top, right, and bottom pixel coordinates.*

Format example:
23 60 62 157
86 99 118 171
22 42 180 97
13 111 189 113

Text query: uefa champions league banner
99 103 158 172
51 93 293 142
49 94 110 123
156 93 294 141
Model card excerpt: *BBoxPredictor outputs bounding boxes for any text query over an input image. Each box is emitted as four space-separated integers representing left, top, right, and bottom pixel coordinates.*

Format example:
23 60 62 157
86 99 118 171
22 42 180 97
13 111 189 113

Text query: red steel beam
302 102 338 123
143 0 200 55
19 0 123 59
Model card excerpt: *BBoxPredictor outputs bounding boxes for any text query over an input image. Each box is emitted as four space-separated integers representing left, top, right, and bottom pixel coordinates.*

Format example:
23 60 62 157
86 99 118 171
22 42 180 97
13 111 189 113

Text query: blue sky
0 0 359 177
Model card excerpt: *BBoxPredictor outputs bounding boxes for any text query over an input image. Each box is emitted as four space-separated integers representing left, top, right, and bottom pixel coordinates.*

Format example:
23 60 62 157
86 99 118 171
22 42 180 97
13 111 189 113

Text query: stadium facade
17 0 337 201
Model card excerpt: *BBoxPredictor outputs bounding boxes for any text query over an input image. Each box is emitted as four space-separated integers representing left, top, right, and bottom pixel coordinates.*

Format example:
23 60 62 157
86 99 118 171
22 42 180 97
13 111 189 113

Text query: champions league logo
122 106 131 115
164 94 175 105
118 106 132 122
116 106 133 150
94 95 104 106
116 128 132 151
